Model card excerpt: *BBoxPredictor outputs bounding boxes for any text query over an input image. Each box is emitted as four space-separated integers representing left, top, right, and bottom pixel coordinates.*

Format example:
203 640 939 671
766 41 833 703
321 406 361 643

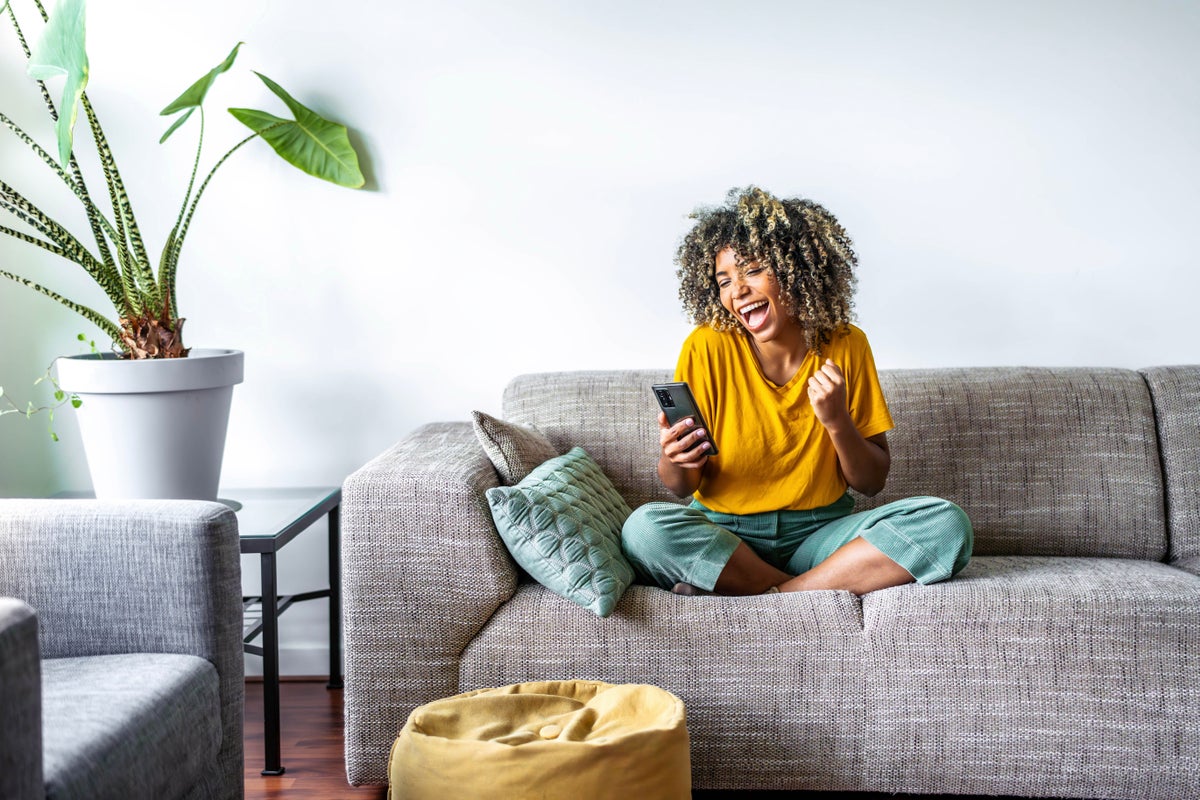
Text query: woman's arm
657 412 710 498
808 360 891 496
827 429 890 497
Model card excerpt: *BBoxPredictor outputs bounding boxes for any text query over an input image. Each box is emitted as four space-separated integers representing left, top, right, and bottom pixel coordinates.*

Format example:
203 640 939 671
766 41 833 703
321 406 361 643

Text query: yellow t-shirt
675 323 894 514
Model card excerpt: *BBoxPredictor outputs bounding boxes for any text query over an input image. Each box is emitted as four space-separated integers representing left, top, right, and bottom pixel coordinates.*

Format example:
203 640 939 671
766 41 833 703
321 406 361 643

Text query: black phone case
651 382 718 456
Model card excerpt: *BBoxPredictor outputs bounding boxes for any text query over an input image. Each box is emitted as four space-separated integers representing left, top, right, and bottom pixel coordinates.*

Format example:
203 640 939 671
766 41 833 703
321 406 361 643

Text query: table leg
327 504 344 690
260 551 285 776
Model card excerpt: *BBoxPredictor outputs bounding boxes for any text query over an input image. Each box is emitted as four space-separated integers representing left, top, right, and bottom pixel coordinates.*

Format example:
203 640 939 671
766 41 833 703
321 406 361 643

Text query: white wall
2 0 1197 674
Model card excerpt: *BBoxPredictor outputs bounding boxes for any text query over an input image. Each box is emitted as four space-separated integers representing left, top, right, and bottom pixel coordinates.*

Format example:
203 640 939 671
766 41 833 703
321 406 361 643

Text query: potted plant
0 0 365 499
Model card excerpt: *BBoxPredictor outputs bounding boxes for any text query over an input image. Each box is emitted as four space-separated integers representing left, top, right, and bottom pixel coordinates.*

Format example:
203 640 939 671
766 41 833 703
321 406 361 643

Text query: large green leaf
159 41 242 142
27 0 89 166
229 72 364 188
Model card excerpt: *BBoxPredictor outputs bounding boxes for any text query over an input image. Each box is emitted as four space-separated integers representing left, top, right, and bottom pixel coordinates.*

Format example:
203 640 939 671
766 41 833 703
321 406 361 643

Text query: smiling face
714 246 802 344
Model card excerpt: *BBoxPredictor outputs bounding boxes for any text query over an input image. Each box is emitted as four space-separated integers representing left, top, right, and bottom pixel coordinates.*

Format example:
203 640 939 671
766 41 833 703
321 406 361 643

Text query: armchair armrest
341 421 517 786
0 597 41 800
0 499 244 799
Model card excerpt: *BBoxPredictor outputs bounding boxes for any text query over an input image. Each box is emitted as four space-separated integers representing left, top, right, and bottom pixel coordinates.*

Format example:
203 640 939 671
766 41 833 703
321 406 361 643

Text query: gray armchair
0 499 244 800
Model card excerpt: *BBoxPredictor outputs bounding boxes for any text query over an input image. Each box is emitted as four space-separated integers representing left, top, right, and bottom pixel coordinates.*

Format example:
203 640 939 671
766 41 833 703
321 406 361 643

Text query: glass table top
223 486 340 540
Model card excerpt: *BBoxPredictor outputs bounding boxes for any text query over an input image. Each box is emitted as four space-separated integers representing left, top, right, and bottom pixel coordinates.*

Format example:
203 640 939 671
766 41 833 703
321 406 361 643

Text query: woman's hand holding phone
652 381 713 497
658 411 711 469
656 411 709 498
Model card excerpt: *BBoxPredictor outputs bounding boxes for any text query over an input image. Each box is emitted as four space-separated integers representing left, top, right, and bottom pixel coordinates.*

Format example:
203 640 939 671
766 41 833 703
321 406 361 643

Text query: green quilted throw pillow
485 447 634 617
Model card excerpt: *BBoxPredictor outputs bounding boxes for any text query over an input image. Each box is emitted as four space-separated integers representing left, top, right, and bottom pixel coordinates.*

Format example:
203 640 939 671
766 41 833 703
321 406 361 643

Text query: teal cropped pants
620 493 973 592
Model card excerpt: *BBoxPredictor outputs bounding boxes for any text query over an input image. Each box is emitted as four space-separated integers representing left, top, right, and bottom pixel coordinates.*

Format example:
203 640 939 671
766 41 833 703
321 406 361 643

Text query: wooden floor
244 680 385 800
243 680 1047 800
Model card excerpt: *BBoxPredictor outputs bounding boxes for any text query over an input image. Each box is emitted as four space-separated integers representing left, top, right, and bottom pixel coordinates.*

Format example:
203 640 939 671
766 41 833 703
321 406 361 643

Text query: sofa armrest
0 598 42 800
341 421 517 786
0 499 244 800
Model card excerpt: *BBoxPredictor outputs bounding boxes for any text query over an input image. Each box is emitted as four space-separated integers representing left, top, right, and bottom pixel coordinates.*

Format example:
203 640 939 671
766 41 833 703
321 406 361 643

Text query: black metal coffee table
234 486 342 776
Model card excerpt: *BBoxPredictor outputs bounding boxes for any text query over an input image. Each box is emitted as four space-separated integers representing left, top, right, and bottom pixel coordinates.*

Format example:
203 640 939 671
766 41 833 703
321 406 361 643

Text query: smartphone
651 382 718 456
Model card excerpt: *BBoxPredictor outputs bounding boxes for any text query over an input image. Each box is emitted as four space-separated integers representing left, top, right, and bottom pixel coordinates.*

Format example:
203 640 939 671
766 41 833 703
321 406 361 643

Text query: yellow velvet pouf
388 680 691 800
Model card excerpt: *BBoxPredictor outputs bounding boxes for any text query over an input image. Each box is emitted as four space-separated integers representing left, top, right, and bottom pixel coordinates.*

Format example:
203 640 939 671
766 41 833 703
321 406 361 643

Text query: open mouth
738 300 769 330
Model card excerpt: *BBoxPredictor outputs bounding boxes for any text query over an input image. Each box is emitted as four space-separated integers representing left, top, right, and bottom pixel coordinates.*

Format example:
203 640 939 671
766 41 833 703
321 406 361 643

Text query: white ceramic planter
55 349 244 500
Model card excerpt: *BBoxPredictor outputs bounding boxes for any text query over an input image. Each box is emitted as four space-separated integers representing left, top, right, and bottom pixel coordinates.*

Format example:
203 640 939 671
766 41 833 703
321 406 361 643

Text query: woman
621 186 972 596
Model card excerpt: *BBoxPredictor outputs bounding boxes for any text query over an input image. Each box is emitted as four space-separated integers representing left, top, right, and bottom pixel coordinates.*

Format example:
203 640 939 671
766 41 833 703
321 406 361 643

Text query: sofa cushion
41 653 222 800
486 447 635 617
459 583 870 790
462 559 1200 795
860 555 1200 797
472 410 560 485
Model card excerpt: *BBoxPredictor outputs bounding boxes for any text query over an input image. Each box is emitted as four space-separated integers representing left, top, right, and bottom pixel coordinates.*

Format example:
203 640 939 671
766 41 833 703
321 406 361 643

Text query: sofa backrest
503 370 675 510
859 367 1165 560
503 366 1169 561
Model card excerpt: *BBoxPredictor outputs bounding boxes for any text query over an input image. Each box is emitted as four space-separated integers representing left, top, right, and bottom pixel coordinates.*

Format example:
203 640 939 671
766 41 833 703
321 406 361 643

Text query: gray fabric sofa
0 500 244 800
342 365 1200 798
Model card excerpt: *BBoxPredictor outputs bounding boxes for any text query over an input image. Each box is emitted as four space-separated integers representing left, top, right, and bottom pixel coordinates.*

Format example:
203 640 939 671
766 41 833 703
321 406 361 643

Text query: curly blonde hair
675 186 859 355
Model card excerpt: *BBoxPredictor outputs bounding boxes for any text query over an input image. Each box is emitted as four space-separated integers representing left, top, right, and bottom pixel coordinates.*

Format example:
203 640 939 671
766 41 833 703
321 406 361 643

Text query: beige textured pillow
471 410 560 485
